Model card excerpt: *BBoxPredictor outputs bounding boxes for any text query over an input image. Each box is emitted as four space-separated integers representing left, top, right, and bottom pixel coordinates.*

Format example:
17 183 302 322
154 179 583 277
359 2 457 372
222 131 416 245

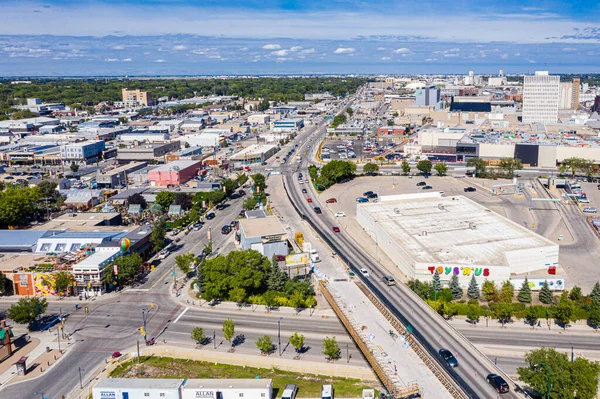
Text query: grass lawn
111 356 375 398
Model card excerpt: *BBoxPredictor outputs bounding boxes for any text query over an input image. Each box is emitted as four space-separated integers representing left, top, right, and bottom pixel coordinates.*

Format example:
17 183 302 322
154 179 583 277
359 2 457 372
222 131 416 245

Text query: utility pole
78 366 84 389
141 309 147 341
278 317 283 356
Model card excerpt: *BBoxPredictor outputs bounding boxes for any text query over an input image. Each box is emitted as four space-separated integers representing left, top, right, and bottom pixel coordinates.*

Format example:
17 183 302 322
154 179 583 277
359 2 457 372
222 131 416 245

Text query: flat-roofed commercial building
238 216 289 258
96 161 147 188
229 144 278 165
356 193 560 289
60 140 105 163
147 160 201 186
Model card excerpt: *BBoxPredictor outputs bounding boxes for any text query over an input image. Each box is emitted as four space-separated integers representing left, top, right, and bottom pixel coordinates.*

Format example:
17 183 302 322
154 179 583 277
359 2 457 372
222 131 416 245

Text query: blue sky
0 0 599 76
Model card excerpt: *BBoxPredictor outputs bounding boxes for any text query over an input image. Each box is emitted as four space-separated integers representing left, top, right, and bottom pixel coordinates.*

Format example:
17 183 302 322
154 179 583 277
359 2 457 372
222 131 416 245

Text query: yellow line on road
149 264 174 291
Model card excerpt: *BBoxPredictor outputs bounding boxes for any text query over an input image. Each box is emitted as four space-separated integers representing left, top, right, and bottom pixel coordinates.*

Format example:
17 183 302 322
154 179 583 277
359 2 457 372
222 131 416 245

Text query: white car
265 167 273 171
158 250 170 259
360 268 370 277
335 211 346 217
583 207 597 213
578 197 590 203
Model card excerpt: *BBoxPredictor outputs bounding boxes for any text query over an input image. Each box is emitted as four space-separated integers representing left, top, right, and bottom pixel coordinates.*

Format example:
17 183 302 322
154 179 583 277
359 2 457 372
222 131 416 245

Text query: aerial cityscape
0 1 600 399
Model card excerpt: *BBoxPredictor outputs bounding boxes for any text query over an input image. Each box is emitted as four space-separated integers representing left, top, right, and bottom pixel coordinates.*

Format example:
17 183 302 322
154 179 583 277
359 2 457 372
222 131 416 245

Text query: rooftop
359 193 556 266
230 144 277 160
94 378 184 391
150 160 201 172
183 379 273 390
239 216 286 238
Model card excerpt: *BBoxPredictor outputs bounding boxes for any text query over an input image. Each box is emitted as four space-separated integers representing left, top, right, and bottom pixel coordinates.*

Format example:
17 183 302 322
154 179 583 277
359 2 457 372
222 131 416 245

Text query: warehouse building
356 193 561 288
148 160 202 186
229 144 278 165
96 161 147 188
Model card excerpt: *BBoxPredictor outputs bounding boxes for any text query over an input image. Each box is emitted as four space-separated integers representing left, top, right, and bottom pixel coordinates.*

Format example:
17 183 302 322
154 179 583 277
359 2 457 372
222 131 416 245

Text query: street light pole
142 309 147 341
570 341 574 363
278 317 283 356
535 362 551 399
78 366 84 389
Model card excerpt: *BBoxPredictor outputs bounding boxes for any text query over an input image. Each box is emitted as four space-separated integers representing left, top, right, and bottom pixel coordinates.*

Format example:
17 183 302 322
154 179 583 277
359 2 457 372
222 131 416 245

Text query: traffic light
140 326 146 337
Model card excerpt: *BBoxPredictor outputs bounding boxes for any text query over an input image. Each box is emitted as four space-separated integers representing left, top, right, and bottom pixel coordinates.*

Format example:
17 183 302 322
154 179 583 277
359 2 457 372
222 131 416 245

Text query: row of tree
311 160 356 190
0 183 64 228
466 157 523 179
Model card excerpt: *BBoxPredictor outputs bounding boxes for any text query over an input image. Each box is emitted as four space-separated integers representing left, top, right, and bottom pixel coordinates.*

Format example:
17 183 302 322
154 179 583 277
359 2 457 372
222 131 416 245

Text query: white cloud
394 47 413 55
155 59 166 63
2 46 28 52
112 45 125 50
290 46 303 52
191 49 206 55
172 45 187 51
239 47 248 51
500 53 509 59
300 48 316 54
334 47 355 54
105 58 119 62
122 58 132 62
376 47 387 51
207 55 222 59
425 58 439 62
381 56 391 60
528 59 537 63
514 52 521 56
562 47 577 52
443 53 460 57
262 44 281 50
276 57 290 62
271 49 289 56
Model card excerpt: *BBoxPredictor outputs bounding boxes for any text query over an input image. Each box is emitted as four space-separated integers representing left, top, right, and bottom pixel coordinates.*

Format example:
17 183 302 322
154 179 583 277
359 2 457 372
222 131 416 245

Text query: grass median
111 356 375 398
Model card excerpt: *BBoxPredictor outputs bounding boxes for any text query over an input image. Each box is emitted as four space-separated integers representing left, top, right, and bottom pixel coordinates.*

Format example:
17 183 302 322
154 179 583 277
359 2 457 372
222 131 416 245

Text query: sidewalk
449 315 600 335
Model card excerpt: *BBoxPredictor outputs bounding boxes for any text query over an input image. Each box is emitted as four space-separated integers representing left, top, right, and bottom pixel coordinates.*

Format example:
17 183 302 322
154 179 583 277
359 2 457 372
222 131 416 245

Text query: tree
221 178 239 196
175 253 194 274
191 327 205 345
346 107 353 117
243 196 258 210
518 347 600 399
8 297 48 328
517 278 532 303
481 279 497 302
37 181 58 200
150 218 167 252
466 158 488 178
318 160 356 188
500 280 514 303
294 232 304 248
432 269 441 296
449 274 462 300
0 272 7 295
263 290 278 312
70 162 79 173
229 287 247 309
155 191 176 210
568 285 582 303
590 282 600 304
54 272 74 296
466 304 481 324
467 275 480 300
524 306 542 327
267 261 288 292
401 160 411 175
434 162 448 176
250 173 267 193
363 163 379 174
256 335 273 355
127 193 147 209
308 165 318 181
289 291 305 314
222 318 235 348
539 280 553 304
322 336 340 360
105 253 143 285
289 331 305 354
236 173 248 187
554 292 575 329
416 160 432 174
588 303 600 329
498 158 523 177
0 186 42 228
493 303 514 327
305 296 317 315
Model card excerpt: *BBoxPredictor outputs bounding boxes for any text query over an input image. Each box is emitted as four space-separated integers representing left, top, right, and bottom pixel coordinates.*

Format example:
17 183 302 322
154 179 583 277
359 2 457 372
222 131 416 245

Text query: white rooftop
359 193 556 266
150 160 200 172
230 144 277 159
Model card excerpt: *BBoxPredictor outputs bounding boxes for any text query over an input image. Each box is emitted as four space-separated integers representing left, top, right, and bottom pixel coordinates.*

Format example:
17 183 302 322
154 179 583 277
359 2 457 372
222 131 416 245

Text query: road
280 110 524 398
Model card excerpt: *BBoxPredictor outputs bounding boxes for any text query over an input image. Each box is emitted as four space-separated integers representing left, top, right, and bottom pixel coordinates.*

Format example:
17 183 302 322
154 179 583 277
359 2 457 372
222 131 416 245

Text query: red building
148 160 201 187
377 126 407 137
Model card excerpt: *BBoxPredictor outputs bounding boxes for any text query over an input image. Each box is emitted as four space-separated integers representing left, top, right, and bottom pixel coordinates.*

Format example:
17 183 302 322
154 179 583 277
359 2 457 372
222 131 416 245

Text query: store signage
195 391 216 398
427 266 490 277
99 392 116 399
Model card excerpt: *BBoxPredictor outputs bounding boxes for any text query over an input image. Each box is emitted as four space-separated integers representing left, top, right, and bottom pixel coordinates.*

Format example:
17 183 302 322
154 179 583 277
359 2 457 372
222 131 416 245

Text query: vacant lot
111 356 375 398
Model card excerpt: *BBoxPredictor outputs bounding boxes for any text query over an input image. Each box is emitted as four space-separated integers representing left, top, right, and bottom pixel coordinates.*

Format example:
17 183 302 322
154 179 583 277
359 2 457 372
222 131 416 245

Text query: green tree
442 302 458 319
175 253 194 274
289 331 305 354
363 163 379 174
127 193 147 209
466 158 488 178
250 173 267 193
568 286 582 303
466 304 481 324
539 280 553 304
37 180 58 199
191 327 205 345
0 186 42 228
318 160 356 188
590 282 600 304
588 303 600 330
243 196 258 210
500 280 514 303
432 269 441 295
467 275 480 300
517 278 532 304
54 271 74 296
322 336 340 360
493 303 514 327
236 173 249 187
434 162 448 176
554 292 575 329
221 178 239 196
70 162 79 173
222 318 235 348
308 165 318 181
8 297 48 328
255 335 273 355
559 157 586 177
263 290 278 312
449 274 462 300
401 160 411 174
498 157 523 177
150 218 167 252
305 296 317 315
416 160 432 174
289 291 305 314
0 272 7 295
229 287 247 309
518 347 600 399
524 306 542 326
346 107 353 117
106 253 143 284
155 191 176 210
267 261 288 291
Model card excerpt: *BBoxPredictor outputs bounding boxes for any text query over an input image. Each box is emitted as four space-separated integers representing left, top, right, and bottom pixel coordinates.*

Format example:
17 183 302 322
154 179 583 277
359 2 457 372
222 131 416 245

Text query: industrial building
356 193 560 288
117 142 180 163
229 144 278 164
96 161 147 188
147 160 202 186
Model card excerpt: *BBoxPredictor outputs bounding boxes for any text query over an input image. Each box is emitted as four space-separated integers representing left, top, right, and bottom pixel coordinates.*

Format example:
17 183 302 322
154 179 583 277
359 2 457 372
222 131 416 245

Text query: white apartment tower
523 71 560 124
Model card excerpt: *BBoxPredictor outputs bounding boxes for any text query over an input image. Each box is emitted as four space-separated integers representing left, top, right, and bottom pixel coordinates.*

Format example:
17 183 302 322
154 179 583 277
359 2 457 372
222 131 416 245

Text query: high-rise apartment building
558 78 581 110
572 77 580 109
121 88 157 107
522 71 559 124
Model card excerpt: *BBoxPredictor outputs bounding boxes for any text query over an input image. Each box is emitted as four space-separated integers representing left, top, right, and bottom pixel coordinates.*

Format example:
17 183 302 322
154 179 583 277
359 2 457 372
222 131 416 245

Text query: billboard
285 253 309 267
511 278 565 291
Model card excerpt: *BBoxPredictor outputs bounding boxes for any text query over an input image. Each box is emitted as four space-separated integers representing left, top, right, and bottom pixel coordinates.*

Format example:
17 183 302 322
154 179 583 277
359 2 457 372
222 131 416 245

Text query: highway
280 110 524 398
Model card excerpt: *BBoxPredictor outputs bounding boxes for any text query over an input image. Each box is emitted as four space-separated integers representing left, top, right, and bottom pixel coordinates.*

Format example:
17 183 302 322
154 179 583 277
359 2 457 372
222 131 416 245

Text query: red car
111 351 122 358
326 198 337 203
307 198 313 203
332 226 341 233
275 254 286 261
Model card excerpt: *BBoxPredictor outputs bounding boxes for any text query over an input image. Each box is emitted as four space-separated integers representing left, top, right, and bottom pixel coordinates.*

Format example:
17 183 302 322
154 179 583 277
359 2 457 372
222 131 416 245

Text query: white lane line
173 306 189 324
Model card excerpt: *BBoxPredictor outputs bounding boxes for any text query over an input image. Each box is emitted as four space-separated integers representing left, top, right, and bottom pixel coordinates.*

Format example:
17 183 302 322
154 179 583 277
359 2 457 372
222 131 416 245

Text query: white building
93 378 183 399
522 71 560 124
72 247 122 297
181 379 273 399
248 114 271 124
179 132 222 148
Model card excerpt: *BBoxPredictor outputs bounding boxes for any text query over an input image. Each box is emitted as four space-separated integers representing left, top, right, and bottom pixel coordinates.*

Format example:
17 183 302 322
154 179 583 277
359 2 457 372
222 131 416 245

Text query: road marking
173 306 189 324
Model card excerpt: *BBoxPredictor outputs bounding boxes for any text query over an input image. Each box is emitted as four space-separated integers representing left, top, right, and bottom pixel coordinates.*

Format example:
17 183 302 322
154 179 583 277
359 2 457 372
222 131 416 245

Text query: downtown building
522 71 560 124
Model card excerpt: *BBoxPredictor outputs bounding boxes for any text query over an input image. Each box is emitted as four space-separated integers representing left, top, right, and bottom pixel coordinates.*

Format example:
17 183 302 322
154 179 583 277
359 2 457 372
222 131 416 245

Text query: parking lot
322 138 402 162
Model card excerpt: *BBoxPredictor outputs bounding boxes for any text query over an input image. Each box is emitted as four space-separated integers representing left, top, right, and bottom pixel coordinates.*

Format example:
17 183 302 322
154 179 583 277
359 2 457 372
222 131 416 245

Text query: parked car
332 226 341 233
326 198 337 203
158 249 170 259
335 212 346 217
275 254 286 261
206 212 215 220
356 197 369 203
239 189 246 196
112 351 122 358
363 191 374 196
221 225 232 234
321 384 333 399
416 181 426 186
486 374 509 394
422 185 433 190
193 223 203 231
366 192 378 199
464 187 476 192
583 207 598 213
438 348 458 367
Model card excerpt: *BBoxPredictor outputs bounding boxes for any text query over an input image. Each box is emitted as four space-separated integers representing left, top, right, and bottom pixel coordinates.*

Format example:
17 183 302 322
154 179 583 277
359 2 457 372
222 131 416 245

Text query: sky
0 0 599 76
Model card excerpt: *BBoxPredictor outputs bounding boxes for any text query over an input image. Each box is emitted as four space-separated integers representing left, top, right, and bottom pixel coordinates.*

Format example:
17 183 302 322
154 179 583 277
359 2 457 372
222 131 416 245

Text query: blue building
271 118 304 132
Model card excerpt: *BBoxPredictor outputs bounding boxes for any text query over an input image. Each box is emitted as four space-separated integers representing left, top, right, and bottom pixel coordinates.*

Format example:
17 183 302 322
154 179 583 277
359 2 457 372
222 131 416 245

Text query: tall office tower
572 77 580 109
522 71 560 124
559 82 574 110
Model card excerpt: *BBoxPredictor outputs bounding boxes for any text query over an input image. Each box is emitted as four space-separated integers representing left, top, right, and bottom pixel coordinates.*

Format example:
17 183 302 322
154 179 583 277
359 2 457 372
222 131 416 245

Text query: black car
239 189 246 196
422 185 433 190
438 349 458 368
313 207 322 214
302 188 308 194
206 212 215 220
221 225 232 234
366 192 378 199
363 190 374 196
464 187 476 192
416 181 426 186
486 374 509 394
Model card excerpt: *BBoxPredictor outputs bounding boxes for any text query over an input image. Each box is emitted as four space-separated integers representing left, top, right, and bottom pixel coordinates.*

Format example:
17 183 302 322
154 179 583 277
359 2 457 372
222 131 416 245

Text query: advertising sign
285 253 309 267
